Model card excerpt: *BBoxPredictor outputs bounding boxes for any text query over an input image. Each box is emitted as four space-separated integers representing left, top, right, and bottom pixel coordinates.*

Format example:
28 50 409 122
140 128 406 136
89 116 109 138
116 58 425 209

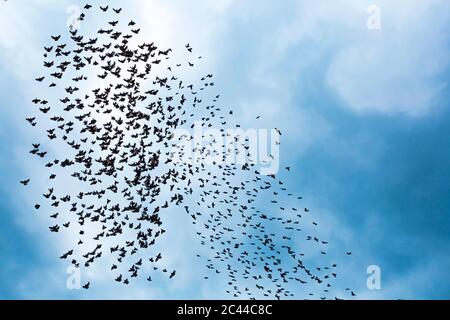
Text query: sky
0 0 449 299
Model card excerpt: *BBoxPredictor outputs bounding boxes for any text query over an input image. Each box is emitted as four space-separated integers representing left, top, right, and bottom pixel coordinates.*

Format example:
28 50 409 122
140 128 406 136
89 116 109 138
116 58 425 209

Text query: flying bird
22 5 354 300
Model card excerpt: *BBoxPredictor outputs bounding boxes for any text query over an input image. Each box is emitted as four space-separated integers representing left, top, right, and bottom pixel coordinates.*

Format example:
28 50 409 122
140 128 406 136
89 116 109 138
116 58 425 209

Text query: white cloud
2 0 448 299
264 0 449 117
325 0 449 116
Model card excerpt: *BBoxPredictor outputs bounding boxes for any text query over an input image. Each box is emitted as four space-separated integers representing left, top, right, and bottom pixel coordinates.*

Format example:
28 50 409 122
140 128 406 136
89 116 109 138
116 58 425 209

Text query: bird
22 6 354 300
49 225 59 232
20 179 30 186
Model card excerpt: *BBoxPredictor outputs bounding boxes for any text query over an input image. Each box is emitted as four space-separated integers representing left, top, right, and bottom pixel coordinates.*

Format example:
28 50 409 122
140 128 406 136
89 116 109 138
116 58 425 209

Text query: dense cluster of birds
20 4 354 299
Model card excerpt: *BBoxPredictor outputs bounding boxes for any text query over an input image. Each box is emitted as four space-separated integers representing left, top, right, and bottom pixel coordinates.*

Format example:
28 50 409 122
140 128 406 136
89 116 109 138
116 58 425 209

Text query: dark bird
24 9 354 300
20 179 30 186
49 225 59 232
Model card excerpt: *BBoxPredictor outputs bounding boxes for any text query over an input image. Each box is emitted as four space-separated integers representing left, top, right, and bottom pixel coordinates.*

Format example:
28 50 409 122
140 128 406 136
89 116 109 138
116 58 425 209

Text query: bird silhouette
22 3 354 299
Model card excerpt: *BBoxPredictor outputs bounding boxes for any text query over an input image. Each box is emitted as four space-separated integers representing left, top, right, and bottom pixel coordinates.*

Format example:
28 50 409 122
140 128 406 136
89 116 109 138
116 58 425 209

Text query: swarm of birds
20 4 355 299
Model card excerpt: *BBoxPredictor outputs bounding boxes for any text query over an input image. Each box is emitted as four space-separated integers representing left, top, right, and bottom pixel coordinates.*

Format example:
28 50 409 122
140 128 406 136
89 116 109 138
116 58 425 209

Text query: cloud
0 0 70 80
1 0 449 299
264 0 449 117
325 0 450 117
0 0 241 299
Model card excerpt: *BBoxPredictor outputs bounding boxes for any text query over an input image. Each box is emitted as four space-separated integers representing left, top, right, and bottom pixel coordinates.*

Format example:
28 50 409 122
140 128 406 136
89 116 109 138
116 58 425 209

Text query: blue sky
0 0 449 299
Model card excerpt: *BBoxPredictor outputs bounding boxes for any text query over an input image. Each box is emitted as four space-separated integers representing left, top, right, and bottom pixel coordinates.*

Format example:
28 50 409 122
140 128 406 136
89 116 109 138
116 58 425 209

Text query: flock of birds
20 4 355 299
